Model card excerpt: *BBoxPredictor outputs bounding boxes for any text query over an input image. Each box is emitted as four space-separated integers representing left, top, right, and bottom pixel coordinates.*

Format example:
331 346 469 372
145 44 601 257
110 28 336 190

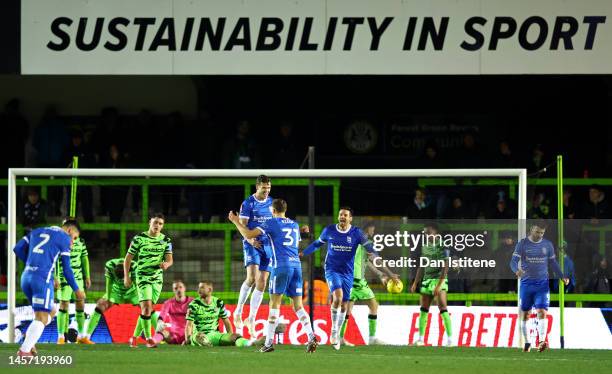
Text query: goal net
4 168 528 344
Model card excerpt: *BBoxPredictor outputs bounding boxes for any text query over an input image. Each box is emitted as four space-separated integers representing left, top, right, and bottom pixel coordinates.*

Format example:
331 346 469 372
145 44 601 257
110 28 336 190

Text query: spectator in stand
63 129 96 222
100 144 129 247
490 192 516 220
526 144 547 174
20 188 47 235
421 142 444 169
584 255 611 307
272 121 299 168
185 112 215 237
34 105 68 215
93 107 121 157
406 188 435 219
581 185 609 220
494 140 516 168
446 195 470 219
563 188 577 219
528 191 551 219
455 133 482 168
0 98 29 172
222 120 261 169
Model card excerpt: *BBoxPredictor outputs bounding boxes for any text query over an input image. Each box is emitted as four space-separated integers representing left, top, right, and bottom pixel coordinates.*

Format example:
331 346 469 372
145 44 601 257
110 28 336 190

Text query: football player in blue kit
302 207 378 350
12 219 85 356
510 221 569 352
234 175 273 336
229 199 318 353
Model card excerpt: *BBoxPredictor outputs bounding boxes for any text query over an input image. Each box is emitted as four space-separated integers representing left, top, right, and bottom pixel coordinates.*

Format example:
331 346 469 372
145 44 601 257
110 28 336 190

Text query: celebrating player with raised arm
13 220 85 356
302 207 378 350
124 213 173 348
235 175 274 336
229 199 318 353
510 221 569 352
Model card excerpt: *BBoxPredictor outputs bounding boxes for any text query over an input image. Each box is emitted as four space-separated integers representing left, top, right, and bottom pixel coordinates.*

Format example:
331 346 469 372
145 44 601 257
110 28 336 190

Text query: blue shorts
325 272 353 302
269 266 303 297
519 280 550 311
21 272 55 313
243 241 271 272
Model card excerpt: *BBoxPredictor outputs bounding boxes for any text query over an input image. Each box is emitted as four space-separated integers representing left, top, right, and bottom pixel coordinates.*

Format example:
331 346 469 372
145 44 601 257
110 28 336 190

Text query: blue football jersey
257 217 301 268
318 224 369 275
239 194 273 249
16 226 72 282
510 237 563 283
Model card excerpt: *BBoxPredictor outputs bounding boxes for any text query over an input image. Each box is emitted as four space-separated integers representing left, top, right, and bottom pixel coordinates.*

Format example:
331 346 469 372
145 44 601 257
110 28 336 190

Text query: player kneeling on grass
510 220 569 353
410 223 454 347
185 281 261 348
81 258 140 343
229 198 318 353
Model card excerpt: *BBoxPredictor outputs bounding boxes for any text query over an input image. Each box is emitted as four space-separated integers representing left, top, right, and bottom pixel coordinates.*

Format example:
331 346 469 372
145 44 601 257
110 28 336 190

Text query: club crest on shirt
541 247 547 255
347 236 352 244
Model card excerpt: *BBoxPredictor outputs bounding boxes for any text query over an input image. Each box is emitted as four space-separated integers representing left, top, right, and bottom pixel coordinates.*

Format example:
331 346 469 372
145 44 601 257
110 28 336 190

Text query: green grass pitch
1 344 611 373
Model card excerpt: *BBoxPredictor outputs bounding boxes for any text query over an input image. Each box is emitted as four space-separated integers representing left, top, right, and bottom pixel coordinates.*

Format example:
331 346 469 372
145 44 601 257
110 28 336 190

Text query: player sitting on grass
510 220 569 352
410 222 454 347
302 207 379 350
81 258 139 343
340 222 399 346
185 281 262 348
229 199 318 353
13 220 85 356
54 223 91 344
151 280 193 345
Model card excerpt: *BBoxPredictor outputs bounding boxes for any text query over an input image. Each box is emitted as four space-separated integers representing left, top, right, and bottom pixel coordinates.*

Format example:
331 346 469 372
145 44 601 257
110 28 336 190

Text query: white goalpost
6 167 527 343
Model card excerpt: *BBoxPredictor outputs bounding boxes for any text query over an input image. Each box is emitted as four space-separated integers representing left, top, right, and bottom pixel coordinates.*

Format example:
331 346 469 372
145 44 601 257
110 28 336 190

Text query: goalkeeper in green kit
410 222 453 347
80 258 140 343
55 230 91 344
339 222 399 346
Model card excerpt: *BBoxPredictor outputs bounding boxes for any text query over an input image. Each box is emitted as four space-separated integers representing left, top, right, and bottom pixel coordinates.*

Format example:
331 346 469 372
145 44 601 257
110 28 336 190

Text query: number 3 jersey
256 217 301 269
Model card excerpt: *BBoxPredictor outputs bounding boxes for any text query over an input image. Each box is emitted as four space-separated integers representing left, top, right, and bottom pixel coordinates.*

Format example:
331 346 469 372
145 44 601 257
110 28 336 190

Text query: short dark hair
115 264 125 279
272 199 287 213
150 212 165 221
424 222 439 232
530 220 548 230
61 218 80 232
256 175 271 185
339 206 354 216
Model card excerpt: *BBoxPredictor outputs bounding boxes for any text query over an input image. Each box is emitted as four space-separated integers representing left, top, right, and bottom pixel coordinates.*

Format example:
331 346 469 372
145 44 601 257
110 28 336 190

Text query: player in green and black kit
185 281 260 348
410 223 453 346
80 258 140 343
55 233 91 344
339 222 398 346
124 213 173 348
